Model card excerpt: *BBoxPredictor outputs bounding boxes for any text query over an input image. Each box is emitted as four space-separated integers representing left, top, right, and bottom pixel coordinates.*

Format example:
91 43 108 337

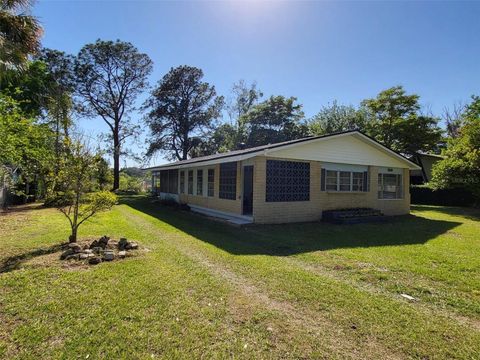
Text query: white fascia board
152 152 261 171
353 133 421 170
264 131 421 170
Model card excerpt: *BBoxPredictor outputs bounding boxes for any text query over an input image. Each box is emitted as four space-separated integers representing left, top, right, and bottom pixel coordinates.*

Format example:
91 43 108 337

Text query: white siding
267 134 409 168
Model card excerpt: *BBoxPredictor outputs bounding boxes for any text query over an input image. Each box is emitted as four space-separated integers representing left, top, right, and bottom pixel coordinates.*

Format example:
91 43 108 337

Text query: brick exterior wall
178 162 242 215
252 156 410 224
177 155 410 224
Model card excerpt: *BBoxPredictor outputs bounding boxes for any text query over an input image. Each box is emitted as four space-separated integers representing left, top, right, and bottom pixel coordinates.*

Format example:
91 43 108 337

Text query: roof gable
267 132 419 169
147 131 420 170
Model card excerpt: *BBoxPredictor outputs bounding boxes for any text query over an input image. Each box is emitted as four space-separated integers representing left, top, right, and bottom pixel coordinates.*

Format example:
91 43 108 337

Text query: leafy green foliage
362 86 443 155
308 101 368 135
241 95 308 148
0 0 42 74
51 140 117 242
119 172 144 193
144 65 224 161
431 96 480 200
0 93 55 205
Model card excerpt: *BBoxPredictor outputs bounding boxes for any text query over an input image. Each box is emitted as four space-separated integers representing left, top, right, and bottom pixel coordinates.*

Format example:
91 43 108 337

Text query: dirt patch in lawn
0 238 145 274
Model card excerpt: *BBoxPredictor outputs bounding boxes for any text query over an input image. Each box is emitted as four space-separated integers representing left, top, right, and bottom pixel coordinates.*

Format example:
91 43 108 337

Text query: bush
410 185 476 207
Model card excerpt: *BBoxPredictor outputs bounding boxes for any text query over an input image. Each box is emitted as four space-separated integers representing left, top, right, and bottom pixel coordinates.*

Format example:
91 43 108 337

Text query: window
219 162 237 200
196 170 203 196
339 171 351 191
208 169 214 197
378 173 403 199
322 167 367 192
352 172 364 191
326 170 338 191
266 160 310 202
159 169 179 194
179 171 185 194
188 170 193 195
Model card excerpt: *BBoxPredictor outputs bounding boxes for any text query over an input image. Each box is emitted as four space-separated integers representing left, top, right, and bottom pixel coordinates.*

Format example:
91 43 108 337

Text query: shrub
410 185 476 207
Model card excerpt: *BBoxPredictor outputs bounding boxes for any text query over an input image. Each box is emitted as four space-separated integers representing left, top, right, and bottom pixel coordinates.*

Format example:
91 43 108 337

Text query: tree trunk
69 226 78 243
113 130 120 191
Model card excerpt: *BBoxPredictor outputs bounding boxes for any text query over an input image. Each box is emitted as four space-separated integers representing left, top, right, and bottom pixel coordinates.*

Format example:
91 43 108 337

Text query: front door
242 166 254 215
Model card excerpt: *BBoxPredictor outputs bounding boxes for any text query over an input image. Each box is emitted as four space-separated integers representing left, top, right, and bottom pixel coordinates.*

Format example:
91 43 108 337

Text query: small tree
52 140 117 243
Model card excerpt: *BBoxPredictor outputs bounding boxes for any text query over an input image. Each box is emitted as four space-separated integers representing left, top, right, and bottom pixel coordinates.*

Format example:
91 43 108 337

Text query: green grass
1 197 479 359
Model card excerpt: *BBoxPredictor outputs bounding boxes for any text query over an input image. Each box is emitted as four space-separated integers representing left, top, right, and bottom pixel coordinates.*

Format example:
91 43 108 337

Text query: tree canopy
431 96 480 200
144 65 224 161
0 0 42 75
74 39 153 190
362 86 442 156
241 95 308 148
308 101 368 135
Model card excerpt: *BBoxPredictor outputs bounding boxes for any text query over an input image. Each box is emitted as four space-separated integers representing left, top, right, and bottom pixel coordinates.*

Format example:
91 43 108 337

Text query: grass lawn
1 196 479 359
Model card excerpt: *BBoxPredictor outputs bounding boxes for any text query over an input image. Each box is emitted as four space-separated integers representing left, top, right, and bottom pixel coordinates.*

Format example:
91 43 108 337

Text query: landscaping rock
65 253 80 261
103 250 115 261
126 242 138 250
68 243 82 253
60 249 74 260
98 235 110 249
91 247 103 255
88 256 102 265
118 250 127 258
107 240 118 250
118 238 128 250
89 240 99 249
84 249 93 255
79 253 95 260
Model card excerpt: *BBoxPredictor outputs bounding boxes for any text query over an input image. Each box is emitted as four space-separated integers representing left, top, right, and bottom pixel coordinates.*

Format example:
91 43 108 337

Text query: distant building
410 152 444 185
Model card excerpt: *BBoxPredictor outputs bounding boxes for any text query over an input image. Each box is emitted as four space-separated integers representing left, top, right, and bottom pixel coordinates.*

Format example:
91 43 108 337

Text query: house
147 130 421 224
409 152 444 185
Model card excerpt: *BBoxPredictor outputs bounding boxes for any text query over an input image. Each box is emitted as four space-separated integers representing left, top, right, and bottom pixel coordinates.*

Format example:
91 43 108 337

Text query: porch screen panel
266 160 310 202
219 162 237 200
159 169 179 194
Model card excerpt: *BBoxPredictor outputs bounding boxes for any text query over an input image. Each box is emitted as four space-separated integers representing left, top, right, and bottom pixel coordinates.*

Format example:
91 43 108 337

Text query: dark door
242 166 254 215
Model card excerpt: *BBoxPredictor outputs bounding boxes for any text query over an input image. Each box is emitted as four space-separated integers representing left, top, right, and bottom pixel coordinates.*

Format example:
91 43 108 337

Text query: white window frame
322 163 367 192
378 168 403 200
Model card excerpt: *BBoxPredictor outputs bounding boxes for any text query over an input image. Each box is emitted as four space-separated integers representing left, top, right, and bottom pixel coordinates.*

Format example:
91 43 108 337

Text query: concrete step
189 205 253 225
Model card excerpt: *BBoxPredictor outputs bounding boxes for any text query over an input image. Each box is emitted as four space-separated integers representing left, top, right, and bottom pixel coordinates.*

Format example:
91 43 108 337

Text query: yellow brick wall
177 156 411 223
178 162 242 215
252 156 411 224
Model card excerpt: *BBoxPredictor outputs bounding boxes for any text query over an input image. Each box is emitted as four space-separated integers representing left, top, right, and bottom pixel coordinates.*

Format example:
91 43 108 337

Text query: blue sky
34 1 480 167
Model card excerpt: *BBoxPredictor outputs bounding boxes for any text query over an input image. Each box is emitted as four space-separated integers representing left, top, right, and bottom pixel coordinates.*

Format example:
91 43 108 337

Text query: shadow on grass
120 196 462 256
0 202 45 216
0 244 64 274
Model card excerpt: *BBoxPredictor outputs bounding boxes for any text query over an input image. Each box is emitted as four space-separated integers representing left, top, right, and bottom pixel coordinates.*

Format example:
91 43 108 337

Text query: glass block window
188 170 193 195
266 160 310 202
219 162 237 200
179 171 185 194
378 173 403 199
196 169 203 196
208 169 215 197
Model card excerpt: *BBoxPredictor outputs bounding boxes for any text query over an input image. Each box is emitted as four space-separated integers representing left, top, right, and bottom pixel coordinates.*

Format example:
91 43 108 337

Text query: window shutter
321 168 326 191
363 171 369 192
